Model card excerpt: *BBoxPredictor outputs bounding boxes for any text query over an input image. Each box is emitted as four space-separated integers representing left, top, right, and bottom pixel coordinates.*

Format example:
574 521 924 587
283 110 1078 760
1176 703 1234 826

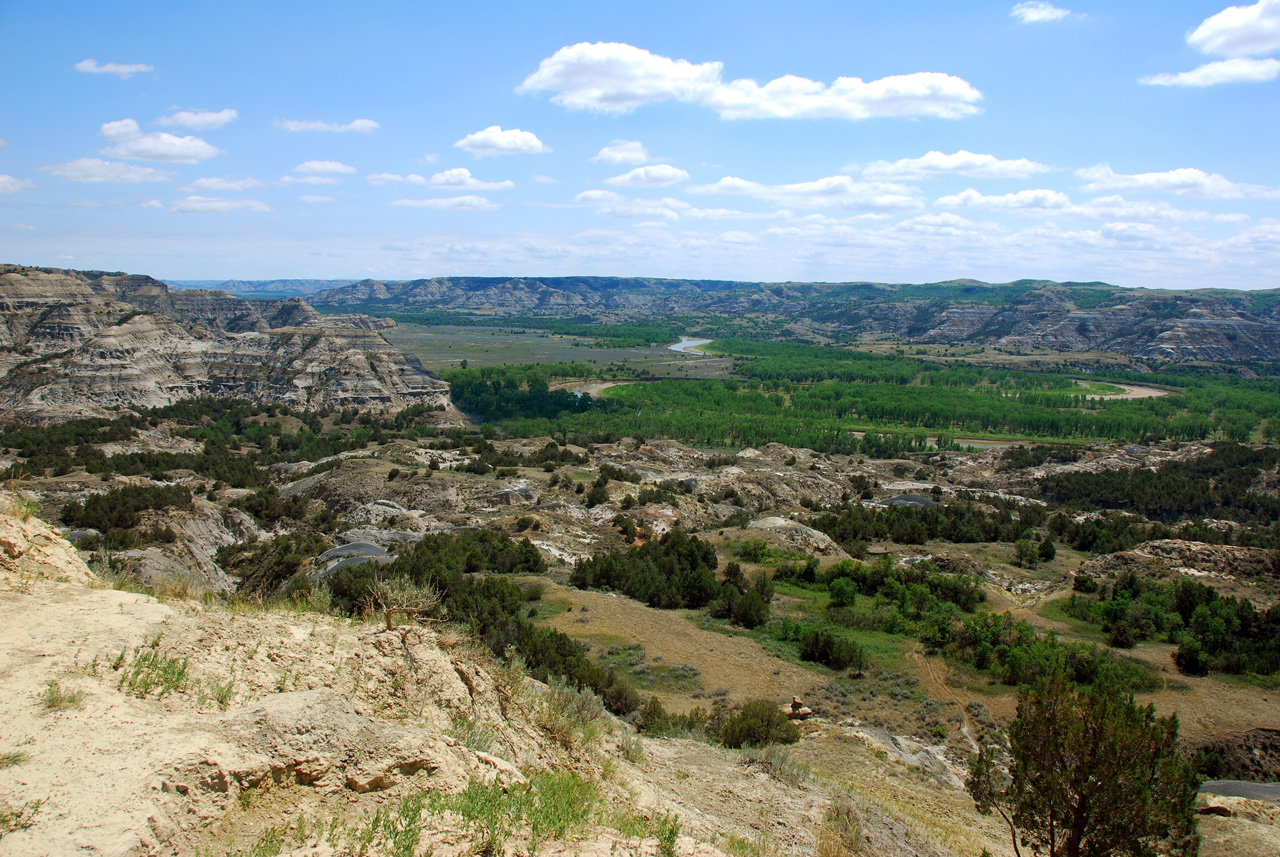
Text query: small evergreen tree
967 666 1200 857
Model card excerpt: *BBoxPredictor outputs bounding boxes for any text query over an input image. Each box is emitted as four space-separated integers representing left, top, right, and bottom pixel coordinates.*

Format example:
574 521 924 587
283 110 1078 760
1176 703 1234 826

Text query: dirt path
908 648 979 753
542 581 819 712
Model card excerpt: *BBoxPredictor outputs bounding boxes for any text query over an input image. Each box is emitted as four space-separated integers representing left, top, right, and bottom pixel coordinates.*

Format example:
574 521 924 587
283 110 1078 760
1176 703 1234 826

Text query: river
668 337 713 354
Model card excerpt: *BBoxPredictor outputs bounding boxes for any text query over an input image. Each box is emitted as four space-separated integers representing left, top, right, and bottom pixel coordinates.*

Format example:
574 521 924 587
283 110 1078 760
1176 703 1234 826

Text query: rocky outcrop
0 265 448 420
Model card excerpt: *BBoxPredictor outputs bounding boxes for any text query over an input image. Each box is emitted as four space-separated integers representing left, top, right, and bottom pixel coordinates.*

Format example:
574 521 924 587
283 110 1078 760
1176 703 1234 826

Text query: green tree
967 667 1200 857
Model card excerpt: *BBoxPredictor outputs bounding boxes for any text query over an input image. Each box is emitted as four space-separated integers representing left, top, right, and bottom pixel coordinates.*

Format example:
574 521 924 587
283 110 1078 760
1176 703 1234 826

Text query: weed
213 677 236 709
448 713 496 754
815 793 863 856
654 812 682 857
620 730 644 764
526 771 599 848
0 797 45 838
741 744 810 787
40 680 84 711
431 777 523 856
115 640 189 698
538 677 604 749
0 752 27 770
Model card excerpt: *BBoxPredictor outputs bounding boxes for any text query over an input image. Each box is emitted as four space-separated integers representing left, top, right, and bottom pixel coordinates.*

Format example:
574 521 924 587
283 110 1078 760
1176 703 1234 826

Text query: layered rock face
0 265 448 420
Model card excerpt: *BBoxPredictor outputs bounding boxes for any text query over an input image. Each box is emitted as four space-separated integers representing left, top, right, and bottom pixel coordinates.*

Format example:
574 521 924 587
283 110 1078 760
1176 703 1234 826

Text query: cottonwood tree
967 667 1200 857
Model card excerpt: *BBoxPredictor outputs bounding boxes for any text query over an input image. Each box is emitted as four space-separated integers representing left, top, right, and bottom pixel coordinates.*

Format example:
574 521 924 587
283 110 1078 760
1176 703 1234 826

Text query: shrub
718 699 801 749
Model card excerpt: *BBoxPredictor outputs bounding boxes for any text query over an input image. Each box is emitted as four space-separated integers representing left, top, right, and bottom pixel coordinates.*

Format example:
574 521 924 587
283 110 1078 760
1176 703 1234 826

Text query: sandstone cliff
0 265 448 421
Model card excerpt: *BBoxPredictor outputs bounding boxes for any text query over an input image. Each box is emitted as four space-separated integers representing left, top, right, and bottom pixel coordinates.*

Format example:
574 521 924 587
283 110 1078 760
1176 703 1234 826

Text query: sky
1 0 1279 289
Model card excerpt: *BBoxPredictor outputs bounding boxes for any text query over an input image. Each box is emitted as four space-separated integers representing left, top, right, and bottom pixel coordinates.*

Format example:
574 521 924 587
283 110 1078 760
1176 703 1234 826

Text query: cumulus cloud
1142 1 1280 86
155 109 238 130
591 140 650 164
604 164 690 187
427 167 514 191
98 118 222 163
1140 57 1280 86
40 158 175 183
74 58 153 78
454 126 550 157
860 150 1052 180
300 195 336 204
275 118 380 133
1076 163 1279 198
519 42 982 120
0 176 35 194
936 188 1072 209
293 160 356 174
689 174 923 211
183 177 265 191
390 195 500 211
1010 2 1072 23
533 174 559 184
172 195 271 213
1187 0 1280 58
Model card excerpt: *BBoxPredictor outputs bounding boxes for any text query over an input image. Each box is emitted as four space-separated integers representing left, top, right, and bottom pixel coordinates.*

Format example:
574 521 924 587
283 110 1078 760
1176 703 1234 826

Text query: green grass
114 639 190 698
1037 597 1110 644
40 680 84 711
0 752 27 770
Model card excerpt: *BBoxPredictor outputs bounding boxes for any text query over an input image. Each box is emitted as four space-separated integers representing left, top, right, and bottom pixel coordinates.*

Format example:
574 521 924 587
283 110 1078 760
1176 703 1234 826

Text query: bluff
0 265 449 421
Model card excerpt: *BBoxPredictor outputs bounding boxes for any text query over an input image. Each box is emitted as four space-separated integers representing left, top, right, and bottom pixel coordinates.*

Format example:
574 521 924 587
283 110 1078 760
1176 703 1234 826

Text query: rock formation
0 265 449 421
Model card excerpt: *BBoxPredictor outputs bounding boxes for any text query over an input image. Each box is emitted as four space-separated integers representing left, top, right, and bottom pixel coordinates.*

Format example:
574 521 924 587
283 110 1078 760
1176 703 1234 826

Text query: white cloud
590 140 650 164
1082 195 1249 223
1187 0 1280 58
366 173 427 185
98 118 221 163
688 174 923 211
573 190 762 221
520 43 722 114
936 187 1072 210
275 118 380 133
173 195 271 213
1140 57 1280 86
300 195 336 204
604 164 690 188
533 174 559 184
390 196 500 211
280 175 341 186
860 150 1052 180
454 126 550 157
183 177 265 191
704 72 983 120
519 42 982 120
1010 2 1071 24
1142 1 1280 87
293 160 356 174
427 167 515 191
0 175 35 194
74 58 153 78
1076 163 1279 198
40 158 175 183
155 109 238 130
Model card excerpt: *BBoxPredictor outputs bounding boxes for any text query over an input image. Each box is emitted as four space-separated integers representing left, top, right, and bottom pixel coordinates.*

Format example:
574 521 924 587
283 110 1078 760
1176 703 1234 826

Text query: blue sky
2 0 1279 288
